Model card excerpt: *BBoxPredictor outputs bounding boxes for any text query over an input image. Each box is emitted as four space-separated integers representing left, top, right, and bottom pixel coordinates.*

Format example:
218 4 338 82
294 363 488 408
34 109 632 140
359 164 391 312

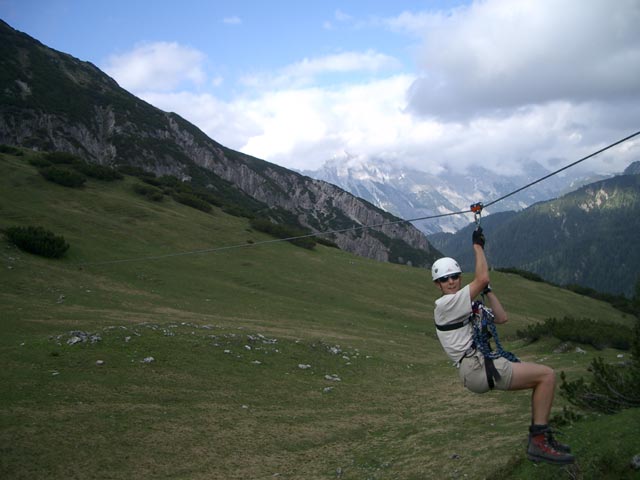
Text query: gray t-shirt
434 285 475 363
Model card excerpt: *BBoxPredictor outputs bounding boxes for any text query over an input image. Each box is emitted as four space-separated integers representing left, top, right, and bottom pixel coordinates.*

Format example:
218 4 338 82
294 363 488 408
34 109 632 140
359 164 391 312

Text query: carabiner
470 202 483 227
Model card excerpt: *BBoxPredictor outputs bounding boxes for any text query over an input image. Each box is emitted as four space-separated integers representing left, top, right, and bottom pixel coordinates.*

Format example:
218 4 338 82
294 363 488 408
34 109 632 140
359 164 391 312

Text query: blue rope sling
471 299 519 388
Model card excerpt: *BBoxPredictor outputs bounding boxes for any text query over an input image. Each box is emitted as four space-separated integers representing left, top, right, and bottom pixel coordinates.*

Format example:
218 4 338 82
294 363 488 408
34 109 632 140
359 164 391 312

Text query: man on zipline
431 227 575 465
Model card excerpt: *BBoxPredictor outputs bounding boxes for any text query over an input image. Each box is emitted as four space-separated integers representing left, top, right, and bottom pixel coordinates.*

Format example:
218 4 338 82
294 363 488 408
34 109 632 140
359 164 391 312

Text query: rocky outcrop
0 107 118 164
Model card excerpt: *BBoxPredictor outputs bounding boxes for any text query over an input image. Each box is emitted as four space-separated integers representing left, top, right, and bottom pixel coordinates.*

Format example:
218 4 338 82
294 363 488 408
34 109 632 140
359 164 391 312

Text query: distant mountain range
2 18 637 297
429 163 640 298
0 20 440 268
302 156 604 235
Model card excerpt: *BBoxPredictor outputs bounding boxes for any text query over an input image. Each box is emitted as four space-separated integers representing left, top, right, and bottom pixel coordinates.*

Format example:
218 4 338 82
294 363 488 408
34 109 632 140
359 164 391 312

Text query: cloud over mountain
104 42 207 92
99 0 640 178
402 0 640 118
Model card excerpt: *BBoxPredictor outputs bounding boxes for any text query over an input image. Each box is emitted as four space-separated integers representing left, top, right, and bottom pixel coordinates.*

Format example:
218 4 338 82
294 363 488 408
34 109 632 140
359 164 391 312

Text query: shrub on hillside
497 268 639 315
249 218 316 250
117 165 153 178
560 320 640 413
28 156 53 168
141 176 163 187
565 283 636 315
221 204 254 219
74 163 123 181
496 267 545 282
133 183 164 201
39 166 86 188
4 226 70 258
44 151 82 165
195 191 223 208
158 175 181 188
387 238 432 267
172 192 212 213
316 236 340 249
0 144 22 155
516 317 633 350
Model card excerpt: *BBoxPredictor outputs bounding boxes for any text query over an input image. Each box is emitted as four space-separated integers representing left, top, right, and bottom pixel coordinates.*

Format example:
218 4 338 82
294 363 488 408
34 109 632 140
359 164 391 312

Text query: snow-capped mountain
301 156 593 234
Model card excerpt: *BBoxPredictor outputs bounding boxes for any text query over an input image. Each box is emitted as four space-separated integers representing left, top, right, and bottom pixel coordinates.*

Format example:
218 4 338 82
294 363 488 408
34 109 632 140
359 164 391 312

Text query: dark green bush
44 151 82 165
195 191 223 207
158 175 181 188
565 283 636 315
559 283 640 414
249 218 316 250
0 144 22 155
560 320 640 413
4 226 70 258
516 317 633 350
221 204 254 219
28 156 53 168
117 165 153 178
560 358 640 414
172 192 212 213
141 176 163 187
496 267 545 282
132 183 164 201
497 269 639 315
316 236 340 249
74 163 123 181
39 166 86 187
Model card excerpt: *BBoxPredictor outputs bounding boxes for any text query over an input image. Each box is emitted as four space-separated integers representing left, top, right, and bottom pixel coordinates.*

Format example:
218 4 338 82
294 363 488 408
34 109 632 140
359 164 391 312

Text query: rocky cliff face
152 116 435 262
0 20 440 266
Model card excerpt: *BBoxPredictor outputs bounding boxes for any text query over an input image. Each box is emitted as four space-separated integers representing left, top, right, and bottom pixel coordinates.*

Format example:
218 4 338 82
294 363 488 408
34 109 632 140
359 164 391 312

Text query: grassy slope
0 152 637 480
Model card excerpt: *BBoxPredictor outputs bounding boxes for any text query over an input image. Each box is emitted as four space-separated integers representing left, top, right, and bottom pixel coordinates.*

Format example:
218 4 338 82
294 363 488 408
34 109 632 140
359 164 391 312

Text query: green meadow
1 152 637 479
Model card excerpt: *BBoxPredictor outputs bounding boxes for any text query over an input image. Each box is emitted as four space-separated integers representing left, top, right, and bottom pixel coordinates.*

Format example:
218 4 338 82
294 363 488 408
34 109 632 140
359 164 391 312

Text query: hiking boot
527 432 575 465
545 429 571 453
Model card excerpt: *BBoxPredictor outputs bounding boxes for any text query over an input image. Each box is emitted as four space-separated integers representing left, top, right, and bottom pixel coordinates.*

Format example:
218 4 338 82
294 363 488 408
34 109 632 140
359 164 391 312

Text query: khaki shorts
459 350 514 393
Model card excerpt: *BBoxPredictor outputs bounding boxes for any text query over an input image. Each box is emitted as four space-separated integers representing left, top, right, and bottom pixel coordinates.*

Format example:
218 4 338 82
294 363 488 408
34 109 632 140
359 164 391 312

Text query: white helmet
431 257 462 281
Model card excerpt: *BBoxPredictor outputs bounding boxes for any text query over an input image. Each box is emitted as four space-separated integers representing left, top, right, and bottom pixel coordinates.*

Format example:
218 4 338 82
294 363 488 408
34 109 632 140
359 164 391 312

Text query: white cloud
395 0 640 119
139 90 262 149
284 50 400 79
136 69 640 179
241 50 402 90
137 75 437 171
334 9 352 22
236 75 445 171
323 9 353 30
106 1 640 181
385 9 437 35
103 42 207 92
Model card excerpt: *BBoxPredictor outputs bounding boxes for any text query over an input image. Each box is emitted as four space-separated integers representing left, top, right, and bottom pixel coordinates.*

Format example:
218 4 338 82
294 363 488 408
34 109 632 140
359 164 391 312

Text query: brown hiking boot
545 428 571 453
527 431 575 464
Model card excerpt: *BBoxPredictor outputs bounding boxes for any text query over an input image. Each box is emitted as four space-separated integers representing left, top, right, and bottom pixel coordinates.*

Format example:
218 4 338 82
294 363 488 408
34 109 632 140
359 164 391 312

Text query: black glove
472 227 485 248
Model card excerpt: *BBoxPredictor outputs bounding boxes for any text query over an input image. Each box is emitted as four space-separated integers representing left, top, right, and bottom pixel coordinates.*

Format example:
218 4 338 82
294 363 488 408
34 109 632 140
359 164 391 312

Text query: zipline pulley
470 202 483 227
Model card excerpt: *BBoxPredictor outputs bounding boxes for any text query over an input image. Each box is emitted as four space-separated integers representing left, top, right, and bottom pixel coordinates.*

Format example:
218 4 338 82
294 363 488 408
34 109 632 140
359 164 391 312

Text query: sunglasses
437 273 461 283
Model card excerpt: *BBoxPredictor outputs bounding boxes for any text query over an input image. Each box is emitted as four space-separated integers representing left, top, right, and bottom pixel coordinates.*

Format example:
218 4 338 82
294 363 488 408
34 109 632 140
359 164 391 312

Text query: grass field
1 151 638 479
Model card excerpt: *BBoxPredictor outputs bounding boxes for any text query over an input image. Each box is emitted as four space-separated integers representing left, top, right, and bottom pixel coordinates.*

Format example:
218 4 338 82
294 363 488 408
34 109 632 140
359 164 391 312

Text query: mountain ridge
302 155 607 235
429 172 640 297
0 19 439 267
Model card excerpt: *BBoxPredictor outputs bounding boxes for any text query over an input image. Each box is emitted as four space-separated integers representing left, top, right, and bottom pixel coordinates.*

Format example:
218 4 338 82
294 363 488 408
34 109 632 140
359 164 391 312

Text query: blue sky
2 0 640 176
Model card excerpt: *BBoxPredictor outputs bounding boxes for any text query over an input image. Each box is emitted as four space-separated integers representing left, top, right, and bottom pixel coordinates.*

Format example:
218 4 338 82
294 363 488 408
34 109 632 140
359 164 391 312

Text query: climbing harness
471 298 520 389
435 296 519 389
